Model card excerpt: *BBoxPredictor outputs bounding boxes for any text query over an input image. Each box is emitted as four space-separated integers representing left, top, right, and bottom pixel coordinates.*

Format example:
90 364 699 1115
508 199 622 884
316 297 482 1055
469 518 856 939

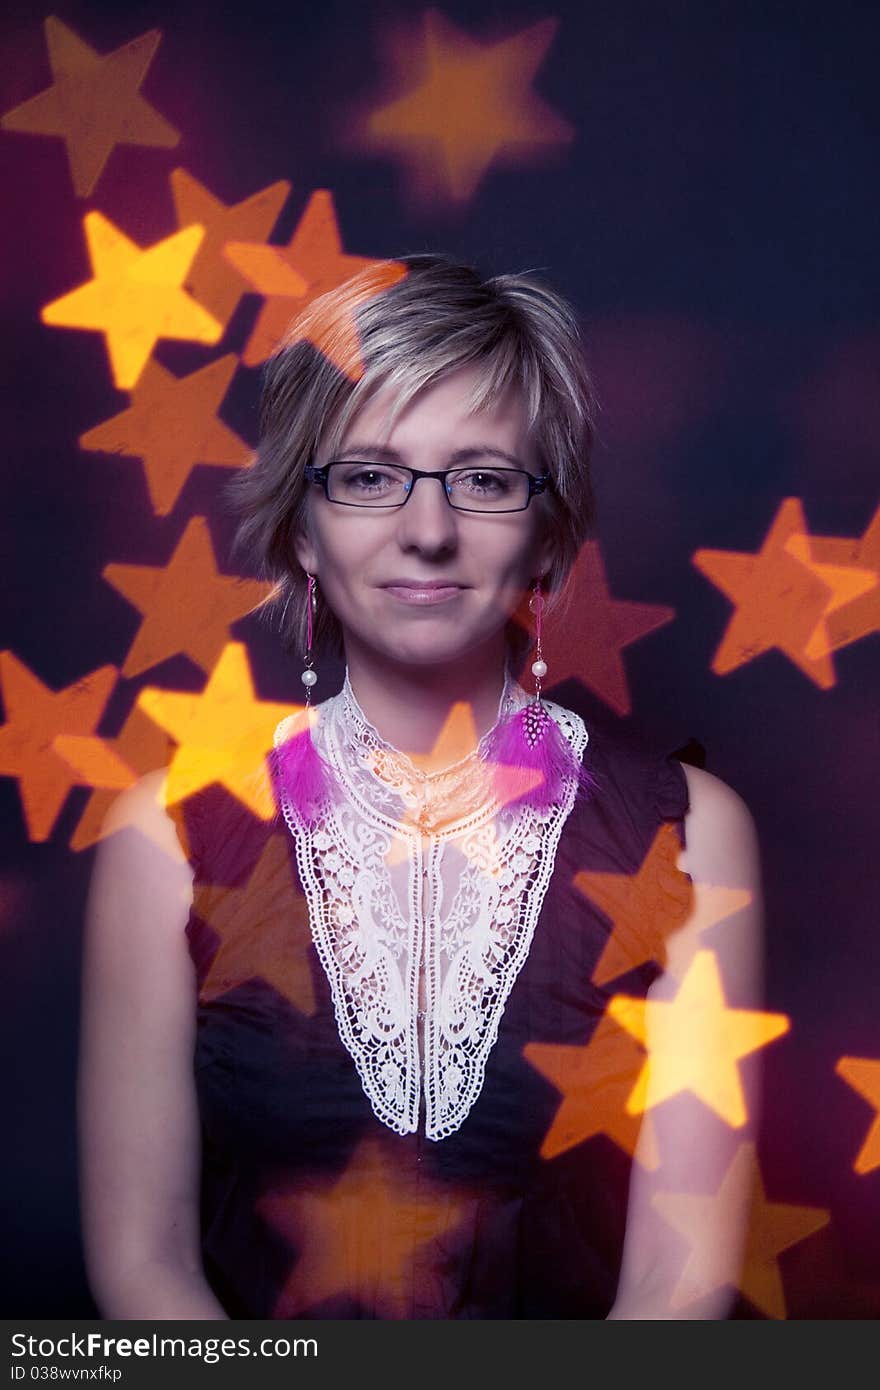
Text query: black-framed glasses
304 461 552 513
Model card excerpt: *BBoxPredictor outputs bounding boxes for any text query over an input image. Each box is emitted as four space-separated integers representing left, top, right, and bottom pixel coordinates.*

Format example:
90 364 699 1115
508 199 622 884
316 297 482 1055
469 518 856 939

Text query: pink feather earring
271 573 337 824
483 575 596 814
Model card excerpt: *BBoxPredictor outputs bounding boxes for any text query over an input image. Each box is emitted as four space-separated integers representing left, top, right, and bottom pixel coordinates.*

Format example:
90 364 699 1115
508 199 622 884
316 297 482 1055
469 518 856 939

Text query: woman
78 254 765 1319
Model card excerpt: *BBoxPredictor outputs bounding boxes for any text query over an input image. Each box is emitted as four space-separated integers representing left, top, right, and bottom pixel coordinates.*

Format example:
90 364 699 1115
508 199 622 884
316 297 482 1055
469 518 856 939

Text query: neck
343 638 513 765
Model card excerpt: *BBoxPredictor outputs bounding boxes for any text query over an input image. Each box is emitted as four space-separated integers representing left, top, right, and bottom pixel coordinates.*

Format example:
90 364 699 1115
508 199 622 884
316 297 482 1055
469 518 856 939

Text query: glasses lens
447 468 529 511
327 463 411 506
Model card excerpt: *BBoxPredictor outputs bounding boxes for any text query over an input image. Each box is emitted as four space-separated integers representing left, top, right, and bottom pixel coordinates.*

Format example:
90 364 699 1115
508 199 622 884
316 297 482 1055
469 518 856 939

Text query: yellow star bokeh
41 212 223 389
608 949 790 1126
1 16 179 197
136 641 300 819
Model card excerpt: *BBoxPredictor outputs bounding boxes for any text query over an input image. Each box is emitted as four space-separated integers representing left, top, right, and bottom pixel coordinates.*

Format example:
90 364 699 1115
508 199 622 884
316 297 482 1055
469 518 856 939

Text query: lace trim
274 678 589 1140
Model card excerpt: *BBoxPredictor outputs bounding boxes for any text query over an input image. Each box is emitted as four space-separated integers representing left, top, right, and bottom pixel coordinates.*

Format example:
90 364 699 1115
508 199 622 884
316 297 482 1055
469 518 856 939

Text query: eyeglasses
304 461 552 513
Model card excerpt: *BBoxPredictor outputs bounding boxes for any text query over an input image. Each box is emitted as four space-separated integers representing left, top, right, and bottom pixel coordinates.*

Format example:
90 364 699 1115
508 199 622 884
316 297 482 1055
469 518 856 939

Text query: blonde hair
225 252 599 665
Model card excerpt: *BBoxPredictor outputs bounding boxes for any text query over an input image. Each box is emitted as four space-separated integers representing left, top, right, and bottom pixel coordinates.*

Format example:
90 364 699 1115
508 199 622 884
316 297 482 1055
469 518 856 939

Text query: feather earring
483 576 596 814
271 574 337 824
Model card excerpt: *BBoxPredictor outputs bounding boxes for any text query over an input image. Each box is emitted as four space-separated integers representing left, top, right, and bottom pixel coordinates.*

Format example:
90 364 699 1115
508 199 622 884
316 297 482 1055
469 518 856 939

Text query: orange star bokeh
524 1014 660 1167
574 822 695 987
194 833 316 1015
0 652 120 842
170 168 291 331
102 515 273 677
41 212 223 390
64 703 178 855
835 1055 880 1174
539 541 675 714
608 949 790 1126
791 506 880 658
226 188 407 373
79 356 251 516
350 10 573 206
258 1138 467 1316
651 1141 830 1319
693 497 878 689
137 642 300 818
1 16 179 197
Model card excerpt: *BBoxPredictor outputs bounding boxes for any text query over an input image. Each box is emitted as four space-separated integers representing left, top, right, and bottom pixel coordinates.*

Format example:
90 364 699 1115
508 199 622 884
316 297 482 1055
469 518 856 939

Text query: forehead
338 365 534 455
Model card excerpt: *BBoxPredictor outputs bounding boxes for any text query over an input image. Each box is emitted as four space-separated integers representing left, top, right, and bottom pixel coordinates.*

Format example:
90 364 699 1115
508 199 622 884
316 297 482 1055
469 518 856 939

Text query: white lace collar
274 672 589 1140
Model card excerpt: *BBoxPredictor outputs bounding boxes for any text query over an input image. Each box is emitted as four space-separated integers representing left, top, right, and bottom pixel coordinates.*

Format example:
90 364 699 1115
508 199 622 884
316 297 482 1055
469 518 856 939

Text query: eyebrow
333 443 529 469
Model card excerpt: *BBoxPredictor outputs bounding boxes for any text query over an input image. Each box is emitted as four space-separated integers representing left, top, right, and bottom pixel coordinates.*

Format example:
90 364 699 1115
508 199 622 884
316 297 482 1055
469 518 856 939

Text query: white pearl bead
531 659 548 679
301 669 318 687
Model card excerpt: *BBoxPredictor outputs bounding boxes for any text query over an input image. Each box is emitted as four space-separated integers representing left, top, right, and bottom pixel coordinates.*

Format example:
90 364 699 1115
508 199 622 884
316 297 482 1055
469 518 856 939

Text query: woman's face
293 365 555 674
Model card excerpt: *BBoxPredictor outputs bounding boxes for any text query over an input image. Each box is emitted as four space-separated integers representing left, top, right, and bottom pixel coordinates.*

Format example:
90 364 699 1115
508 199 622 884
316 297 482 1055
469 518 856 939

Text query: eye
454 469 512 494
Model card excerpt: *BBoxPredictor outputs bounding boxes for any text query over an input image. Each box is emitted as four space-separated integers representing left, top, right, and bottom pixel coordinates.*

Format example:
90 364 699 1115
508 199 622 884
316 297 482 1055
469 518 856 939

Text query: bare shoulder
99 767 191 873
678 763 761 882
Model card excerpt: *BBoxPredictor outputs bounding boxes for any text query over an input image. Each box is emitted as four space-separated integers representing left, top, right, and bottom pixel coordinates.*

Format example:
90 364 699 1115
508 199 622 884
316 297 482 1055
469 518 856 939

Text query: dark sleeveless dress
176 723 691 1319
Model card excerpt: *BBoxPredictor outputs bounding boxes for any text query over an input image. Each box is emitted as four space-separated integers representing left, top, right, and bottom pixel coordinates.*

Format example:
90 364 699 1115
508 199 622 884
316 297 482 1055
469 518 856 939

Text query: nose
394 473 459 553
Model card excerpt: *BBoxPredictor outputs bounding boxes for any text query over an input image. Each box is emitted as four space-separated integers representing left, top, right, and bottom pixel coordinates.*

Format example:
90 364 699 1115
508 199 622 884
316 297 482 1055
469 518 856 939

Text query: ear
291 520 318 577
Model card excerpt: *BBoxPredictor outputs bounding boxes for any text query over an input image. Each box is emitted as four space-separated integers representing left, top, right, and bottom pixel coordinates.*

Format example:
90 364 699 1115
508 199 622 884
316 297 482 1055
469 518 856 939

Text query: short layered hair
226 252 599 665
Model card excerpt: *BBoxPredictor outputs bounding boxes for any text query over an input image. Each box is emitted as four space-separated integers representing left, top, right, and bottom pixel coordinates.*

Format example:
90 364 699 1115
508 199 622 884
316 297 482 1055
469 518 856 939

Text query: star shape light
64 702 178 855
194 833 316 1015
0 651 119 841
258 1137 467 1317
136 641 300 819
651 1141 830 1319
608 949 790 1126
102 515 273 677
790 506 880 658
523 1014 661 1167
835 1055 880 1174
170 168 291 331
692 497 874 689
537 541 675 715
575 825 753 987
352 10 573 206
41 212 222 390
79 355 251 515
226 188 406 373
1 16 178 197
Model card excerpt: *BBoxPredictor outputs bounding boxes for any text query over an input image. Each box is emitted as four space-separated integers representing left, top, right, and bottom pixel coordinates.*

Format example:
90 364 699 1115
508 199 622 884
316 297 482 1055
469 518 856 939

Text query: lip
383 584 466 605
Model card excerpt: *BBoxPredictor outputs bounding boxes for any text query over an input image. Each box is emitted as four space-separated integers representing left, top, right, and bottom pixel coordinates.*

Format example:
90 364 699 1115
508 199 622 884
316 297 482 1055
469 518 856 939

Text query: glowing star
170 168 291 330
534 541 675 714
651 1142 830 1319
791 506 880 658
102 515 273 677
0 16 178 198
258 1138 467 1317
226 188 407 372
835 1056 880 1174
692 497 859 690
66 703 178 855
0 652 118 842
575 824 753 987
41 212 222 390
608 949 789 1126
79 356 251 516
194 834 316 1015
574 822 693 986
136 642 301 819
352 10 573 206
524 1015 661 1167
381 698 545 869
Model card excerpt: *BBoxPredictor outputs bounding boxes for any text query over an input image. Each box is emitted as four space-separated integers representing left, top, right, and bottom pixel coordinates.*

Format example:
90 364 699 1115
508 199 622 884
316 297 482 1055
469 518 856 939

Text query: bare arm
608 763 767 1319
77 770 228 1319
